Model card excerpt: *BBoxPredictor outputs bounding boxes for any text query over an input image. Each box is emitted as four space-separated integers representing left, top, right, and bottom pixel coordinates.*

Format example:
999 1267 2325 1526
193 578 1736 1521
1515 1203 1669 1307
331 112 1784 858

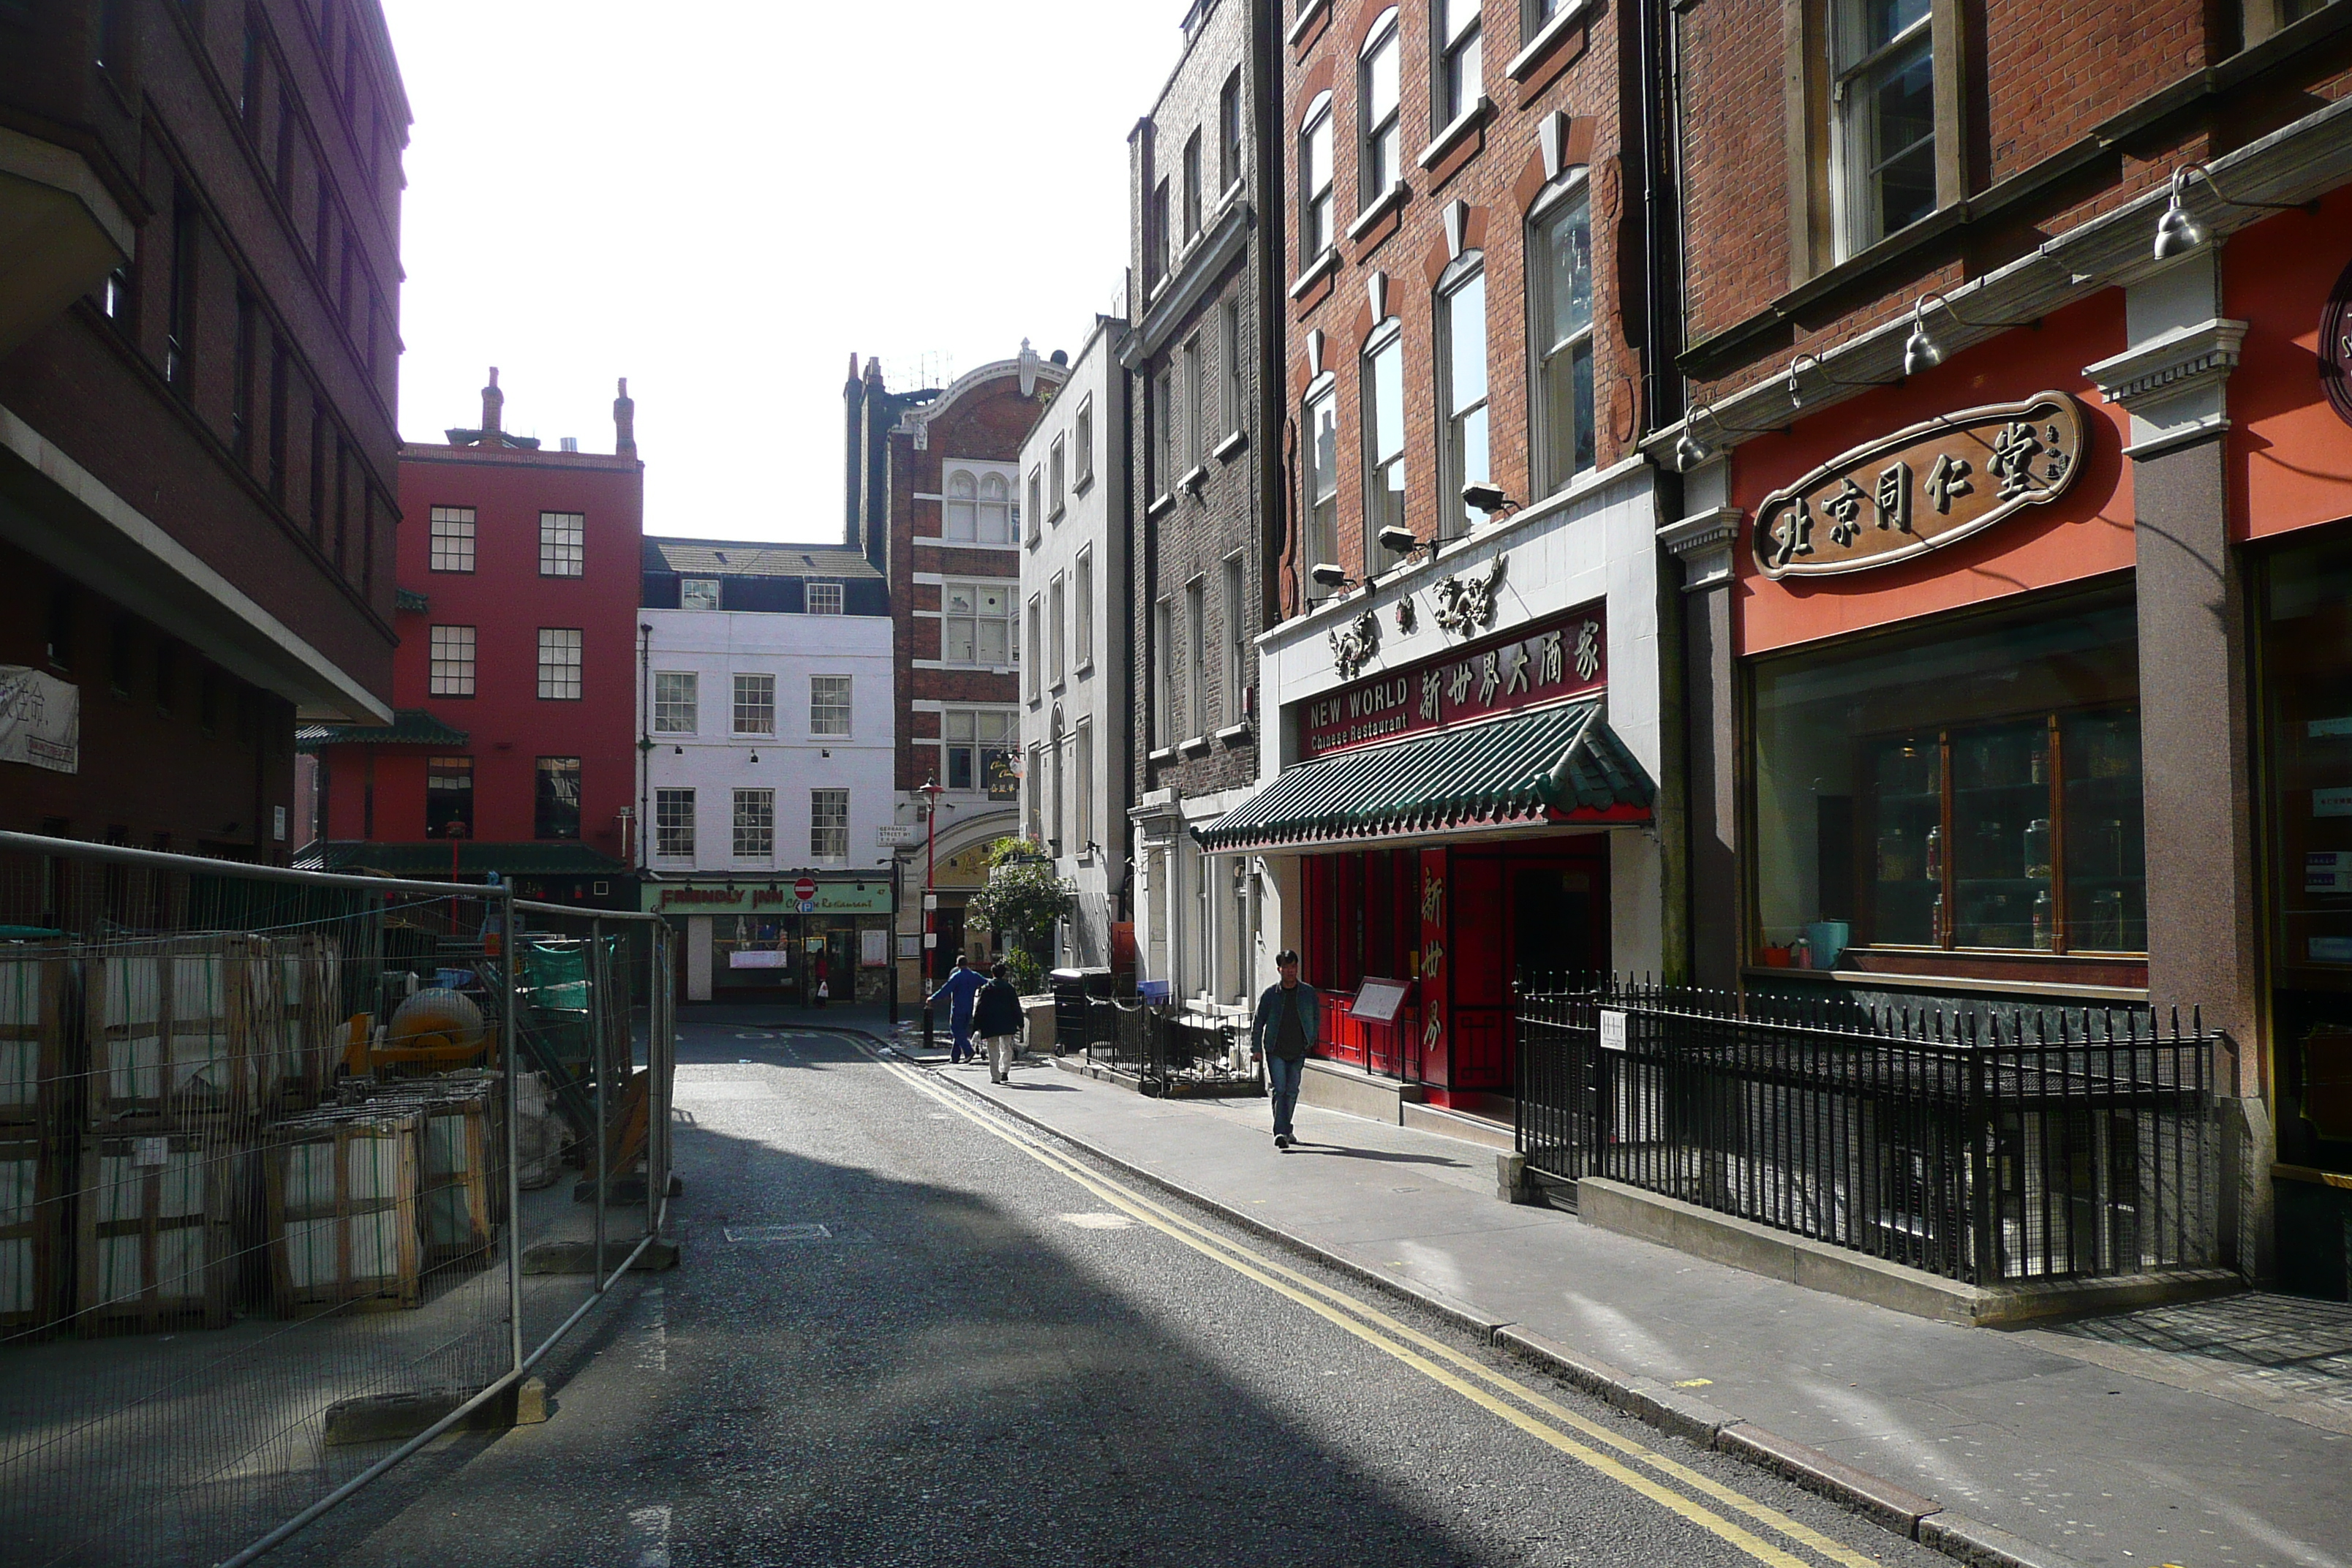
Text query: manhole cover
722 1224 872 1244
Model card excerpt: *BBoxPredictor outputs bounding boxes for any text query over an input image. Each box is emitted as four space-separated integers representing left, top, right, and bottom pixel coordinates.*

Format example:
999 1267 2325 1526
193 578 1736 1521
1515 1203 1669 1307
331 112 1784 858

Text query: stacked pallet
336 1074 501 1267
0 948 64 1334
73 1131 235 1331
82 938 265 1128
250 934 343 1113
265 1106 423 1313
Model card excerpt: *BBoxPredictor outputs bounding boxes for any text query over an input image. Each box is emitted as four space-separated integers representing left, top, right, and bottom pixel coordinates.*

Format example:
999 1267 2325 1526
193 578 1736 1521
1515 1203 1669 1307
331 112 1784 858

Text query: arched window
1529 171 1594 493
1359 11 1401 203
979 472 1011 543
1299 91 1334 259
943 470 977 540
1300 374 1339 574
1435 250 1489 535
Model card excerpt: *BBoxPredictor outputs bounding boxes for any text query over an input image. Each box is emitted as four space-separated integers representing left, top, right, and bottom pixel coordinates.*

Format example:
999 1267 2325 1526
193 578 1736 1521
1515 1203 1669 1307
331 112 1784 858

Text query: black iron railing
1516 978 2223 1285
1083 998 1262 1098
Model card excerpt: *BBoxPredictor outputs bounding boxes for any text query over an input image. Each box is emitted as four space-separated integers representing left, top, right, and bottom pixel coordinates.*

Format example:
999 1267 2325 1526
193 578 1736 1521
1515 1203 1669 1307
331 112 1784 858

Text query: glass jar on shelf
2023 818 2051 881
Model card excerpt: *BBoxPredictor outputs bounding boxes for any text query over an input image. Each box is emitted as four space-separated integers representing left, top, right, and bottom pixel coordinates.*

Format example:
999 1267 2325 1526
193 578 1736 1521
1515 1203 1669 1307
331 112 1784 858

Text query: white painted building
638 538 895 1004
1018 316 1132 971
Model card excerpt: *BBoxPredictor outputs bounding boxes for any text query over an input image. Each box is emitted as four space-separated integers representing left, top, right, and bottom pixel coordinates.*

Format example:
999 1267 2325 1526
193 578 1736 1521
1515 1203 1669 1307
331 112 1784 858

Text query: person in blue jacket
927 953 989 1063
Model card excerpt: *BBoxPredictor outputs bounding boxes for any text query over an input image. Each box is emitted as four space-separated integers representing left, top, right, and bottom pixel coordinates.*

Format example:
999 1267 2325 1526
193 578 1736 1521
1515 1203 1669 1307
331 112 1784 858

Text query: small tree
966 837 1071 985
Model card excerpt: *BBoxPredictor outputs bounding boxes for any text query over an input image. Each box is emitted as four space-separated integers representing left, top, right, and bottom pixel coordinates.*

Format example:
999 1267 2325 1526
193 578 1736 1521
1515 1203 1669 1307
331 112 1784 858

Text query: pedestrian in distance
1251 949 1319 1149
974 960 1025 1084
927 952 989 1064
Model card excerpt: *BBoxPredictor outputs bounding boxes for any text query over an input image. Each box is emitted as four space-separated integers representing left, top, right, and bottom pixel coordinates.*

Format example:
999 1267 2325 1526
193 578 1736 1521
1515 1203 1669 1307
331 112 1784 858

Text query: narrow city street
282 1015 1948 1568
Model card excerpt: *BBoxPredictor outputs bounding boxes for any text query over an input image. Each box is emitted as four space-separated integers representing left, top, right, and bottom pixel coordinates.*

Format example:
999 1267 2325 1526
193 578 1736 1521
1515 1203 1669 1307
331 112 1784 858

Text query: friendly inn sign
1751 392 2088 578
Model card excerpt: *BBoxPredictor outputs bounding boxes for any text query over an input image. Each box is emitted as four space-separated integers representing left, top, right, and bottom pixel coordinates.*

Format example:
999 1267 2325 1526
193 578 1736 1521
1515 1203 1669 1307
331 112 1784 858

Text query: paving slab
956 1055 2352 1568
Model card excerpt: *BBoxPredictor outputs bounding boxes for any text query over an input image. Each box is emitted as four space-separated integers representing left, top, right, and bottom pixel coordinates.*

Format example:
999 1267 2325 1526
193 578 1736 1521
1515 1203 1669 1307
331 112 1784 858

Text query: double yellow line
866 1047 1887 1568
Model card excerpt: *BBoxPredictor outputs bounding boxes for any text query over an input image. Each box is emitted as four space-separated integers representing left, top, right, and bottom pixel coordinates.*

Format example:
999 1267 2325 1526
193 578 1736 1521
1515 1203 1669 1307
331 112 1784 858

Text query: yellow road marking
864 1047 1885 1568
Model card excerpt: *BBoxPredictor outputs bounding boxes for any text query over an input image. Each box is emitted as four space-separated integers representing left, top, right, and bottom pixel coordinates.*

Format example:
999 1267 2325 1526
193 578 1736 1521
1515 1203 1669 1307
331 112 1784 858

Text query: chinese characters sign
1297 604 1605 760
1750 391 2088 579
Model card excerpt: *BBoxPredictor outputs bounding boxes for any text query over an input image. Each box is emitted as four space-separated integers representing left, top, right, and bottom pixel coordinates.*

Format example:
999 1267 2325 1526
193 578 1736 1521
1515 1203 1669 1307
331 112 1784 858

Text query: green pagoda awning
296 708 469 752
1194 701 1653 853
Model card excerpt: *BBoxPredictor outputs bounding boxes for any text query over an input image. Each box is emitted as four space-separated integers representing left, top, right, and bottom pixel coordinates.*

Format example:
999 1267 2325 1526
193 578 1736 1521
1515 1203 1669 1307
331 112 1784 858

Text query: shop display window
2262 535 2352 981
1753 589 2142 965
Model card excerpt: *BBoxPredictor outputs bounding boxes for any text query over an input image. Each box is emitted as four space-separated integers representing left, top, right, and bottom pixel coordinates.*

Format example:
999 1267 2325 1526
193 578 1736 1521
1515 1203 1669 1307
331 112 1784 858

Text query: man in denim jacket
1250 950 1319 1149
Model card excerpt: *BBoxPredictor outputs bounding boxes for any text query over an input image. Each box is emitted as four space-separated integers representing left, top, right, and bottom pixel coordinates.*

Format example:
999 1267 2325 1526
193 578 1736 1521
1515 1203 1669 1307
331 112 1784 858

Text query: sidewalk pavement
937 1048 2351 1568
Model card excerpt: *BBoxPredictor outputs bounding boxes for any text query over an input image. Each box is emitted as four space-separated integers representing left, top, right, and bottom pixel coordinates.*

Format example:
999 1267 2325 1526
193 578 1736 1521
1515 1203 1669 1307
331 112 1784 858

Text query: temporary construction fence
0 832 674 1568
1516 978 2223 1286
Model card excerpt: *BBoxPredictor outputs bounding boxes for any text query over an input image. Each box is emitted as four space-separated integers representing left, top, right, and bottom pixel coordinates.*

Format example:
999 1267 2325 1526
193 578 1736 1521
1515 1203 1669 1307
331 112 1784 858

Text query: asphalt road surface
286 1019 1952 1568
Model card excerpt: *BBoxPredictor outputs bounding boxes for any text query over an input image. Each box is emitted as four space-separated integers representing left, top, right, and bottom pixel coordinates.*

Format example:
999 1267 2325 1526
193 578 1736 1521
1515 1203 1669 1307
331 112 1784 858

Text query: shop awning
295 708 469 752
1195 701 1654 853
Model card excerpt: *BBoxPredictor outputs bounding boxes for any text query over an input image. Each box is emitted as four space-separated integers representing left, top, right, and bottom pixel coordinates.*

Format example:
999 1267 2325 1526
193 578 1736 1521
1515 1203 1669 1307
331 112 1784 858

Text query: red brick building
301 372 644 906
0 0 407 860
845 346 1064 993
1656 0 2352 1287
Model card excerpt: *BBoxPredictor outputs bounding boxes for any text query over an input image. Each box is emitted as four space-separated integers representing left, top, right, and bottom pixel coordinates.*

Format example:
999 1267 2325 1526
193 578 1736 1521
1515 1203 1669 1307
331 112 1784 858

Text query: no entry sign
794 878 818 901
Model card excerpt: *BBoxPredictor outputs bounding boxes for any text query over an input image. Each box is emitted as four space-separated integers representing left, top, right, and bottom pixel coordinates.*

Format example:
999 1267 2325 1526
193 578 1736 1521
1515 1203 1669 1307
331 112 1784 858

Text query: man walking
973 961 1025 1084
927 953 989 1064
1251 949 1319 1149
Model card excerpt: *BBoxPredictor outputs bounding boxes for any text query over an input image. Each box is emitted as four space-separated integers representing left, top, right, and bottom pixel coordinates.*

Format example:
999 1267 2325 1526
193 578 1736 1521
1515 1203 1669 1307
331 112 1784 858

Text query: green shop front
645 875 895 1006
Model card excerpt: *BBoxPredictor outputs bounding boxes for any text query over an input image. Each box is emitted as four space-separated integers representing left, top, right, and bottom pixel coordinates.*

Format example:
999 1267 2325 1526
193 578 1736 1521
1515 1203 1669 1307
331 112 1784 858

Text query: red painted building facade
301 372 644 905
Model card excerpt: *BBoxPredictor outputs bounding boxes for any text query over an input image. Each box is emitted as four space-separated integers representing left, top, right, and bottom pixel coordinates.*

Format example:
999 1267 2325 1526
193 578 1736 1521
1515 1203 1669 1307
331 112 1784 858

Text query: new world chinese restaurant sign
1297 603 1604 760
1751 391 2088 578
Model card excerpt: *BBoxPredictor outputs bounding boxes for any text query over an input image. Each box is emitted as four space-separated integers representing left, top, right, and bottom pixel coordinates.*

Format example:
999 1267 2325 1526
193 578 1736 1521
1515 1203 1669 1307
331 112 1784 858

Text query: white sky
380 1 1186 543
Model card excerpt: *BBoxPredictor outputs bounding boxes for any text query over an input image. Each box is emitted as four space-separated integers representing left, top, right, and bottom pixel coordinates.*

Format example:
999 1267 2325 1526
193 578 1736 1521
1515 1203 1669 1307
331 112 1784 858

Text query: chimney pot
614 377 637 459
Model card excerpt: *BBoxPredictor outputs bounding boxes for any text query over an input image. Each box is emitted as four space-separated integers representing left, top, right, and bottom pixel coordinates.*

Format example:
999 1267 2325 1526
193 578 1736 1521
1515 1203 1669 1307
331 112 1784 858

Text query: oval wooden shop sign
1751 391 2088 579
2322 254 2352 431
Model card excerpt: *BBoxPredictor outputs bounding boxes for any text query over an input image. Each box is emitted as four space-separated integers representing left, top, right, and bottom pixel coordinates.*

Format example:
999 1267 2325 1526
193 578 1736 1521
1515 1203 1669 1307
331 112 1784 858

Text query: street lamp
916 774 946 1053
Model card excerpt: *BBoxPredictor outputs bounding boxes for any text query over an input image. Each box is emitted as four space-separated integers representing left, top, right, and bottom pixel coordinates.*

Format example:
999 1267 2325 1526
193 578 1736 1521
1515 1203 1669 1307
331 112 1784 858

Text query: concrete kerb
923 1064 2092 1568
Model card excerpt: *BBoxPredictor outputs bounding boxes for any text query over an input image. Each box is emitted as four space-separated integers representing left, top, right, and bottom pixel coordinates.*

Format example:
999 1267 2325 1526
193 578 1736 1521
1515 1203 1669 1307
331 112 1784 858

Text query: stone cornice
2081 318 2247 408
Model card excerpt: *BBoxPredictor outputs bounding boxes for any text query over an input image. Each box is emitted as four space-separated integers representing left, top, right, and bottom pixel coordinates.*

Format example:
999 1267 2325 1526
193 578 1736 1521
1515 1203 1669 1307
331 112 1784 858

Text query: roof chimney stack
614 376 636 458
480 367 504 436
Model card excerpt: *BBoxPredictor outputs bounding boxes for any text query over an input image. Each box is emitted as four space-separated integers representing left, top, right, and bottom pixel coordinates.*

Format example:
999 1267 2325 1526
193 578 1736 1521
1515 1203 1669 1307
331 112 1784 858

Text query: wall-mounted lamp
672 745 682 755
1461 481 1520 518
1784 350 1890 410
1901 290 2038 377
750 751 760 764
2152 160 2311 263
1307 562 1365 605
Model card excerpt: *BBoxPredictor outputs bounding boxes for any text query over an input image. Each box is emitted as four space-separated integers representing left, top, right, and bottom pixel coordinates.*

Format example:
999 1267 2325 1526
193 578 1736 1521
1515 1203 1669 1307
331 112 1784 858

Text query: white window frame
1358 11 1402 206
1026 595 1042 698
732 671 776 736
1530 173 1597 494
804 581 843 615
1183 336 1205 475
655 787 695 859
943 579 1017 667
979 472 1013 543
1153 599 1175 750
1436 254 1490 538
1302 377 1338 574
1362 317 1405 574
1026 467 1043 543
731 788 774 860
1186 578 1207 740
538 511 584 577
652 670 698 734
810 788 849 862
1049 572 1067 687
1074 398 1095 486
429 505 475 573
1182 128 1203 240
680 577 721 611
1830 0 1937 259
1299 91 1334 260
1074 546 1095 675
1221 298 1245 442
809 674 851 737
1075 717 1094 847
429 624 475 696
536 627 582 701
1222 554 1247 722
1049 435 1066 519
943 470 979 539
1153 369 1175 497
1218 68 1244 193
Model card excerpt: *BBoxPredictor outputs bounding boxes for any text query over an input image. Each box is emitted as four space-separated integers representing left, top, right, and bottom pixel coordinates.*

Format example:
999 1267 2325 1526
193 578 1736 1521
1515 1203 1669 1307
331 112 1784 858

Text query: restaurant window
811 788 849 862
655 787 695 859
1752 590 2143 961
425 756 472 839
943 708 1016 792
2262 535 2352 976
535 757 582 840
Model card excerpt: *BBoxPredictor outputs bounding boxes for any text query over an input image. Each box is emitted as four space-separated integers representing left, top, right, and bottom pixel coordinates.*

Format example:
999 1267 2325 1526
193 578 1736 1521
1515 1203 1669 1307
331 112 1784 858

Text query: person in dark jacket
973 962 1025 1083
1251 950 1320 1148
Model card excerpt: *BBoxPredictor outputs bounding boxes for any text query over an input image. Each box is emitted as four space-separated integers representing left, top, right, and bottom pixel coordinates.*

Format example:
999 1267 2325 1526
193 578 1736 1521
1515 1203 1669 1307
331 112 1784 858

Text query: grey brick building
1123 0 1286 1016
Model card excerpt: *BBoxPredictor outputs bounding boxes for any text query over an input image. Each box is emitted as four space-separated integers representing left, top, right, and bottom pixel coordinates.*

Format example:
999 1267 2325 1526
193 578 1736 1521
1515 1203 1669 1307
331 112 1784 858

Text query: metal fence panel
1516 977 2221 1286
0 837 673 1567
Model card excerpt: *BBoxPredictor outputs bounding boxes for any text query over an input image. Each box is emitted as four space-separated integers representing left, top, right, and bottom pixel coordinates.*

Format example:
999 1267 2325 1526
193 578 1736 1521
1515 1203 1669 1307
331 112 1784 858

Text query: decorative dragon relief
1329 609 1382 681
1431 553 1507 636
